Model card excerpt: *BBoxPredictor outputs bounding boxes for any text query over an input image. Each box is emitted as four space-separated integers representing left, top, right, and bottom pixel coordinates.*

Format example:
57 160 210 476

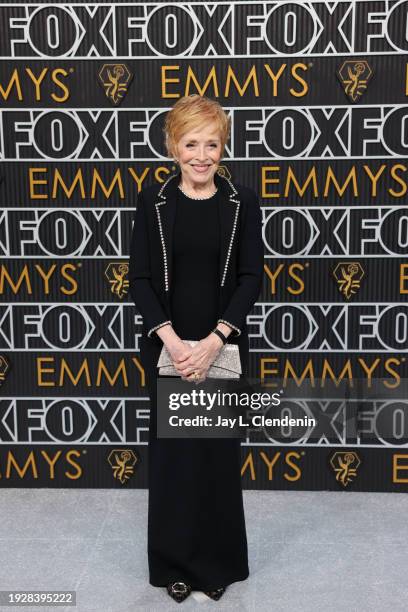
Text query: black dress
144 186 250 591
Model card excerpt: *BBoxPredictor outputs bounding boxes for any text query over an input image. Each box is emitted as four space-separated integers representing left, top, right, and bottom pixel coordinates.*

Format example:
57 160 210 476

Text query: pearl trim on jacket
147 320 173 338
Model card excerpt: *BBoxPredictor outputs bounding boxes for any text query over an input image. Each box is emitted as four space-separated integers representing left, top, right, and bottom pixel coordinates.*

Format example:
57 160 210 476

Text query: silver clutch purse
157 340 242 379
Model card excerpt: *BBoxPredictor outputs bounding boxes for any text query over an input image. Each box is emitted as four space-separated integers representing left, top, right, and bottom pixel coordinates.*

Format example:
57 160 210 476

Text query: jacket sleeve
217 189 264 337
128 190 172 338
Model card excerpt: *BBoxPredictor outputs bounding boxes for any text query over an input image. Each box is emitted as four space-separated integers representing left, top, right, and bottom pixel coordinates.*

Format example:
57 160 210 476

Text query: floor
0 488 407 611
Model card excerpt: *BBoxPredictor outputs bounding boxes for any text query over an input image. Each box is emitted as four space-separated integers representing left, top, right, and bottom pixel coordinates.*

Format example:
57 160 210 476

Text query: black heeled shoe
204 586 226 601
166 581 192 603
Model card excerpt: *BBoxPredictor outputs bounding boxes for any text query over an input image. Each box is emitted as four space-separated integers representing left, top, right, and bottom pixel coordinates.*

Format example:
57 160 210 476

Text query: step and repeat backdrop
0 0 407 491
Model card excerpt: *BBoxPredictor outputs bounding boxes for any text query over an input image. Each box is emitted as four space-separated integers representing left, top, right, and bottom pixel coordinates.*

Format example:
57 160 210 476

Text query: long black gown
141 186 249 591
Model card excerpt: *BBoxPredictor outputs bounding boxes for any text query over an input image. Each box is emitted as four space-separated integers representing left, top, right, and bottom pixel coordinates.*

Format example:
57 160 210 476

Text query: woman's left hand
174 334 223 383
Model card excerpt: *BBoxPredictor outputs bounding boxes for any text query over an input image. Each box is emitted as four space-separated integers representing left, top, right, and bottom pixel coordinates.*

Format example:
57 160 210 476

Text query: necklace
178 184 218 200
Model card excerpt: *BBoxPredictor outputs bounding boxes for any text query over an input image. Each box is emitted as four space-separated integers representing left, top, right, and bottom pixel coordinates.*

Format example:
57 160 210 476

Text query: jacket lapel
154 169 241 293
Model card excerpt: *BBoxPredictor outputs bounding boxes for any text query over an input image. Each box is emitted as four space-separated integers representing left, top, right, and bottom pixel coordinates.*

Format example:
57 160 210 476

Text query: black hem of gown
149 569 249 590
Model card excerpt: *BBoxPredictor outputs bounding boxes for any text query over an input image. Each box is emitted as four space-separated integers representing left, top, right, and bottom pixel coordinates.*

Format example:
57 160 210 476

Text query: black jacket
128 169 263 342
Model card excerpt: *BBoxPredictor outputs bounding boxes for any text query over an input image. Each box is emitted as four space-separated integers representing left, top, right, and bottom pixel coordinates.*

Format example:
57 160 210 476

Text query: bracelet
212 328 227 345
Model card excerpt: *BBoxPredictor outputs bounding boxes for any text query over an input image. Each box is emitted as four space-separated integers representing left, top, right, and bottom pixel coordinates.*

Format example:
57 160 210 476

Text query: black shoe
166 581 192 603
204 586 226 601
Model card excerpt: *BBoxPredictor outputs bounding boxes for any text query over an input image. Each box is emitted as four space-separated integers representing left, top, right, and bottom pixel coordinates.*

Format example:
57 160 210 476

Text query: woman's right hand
156 327 198 380
166 339 194 377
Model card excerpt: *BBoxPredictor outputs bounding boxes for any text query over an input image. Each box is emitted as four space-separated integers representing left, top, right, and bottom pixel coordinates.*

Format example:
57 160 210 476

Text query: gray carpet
0 488 406 611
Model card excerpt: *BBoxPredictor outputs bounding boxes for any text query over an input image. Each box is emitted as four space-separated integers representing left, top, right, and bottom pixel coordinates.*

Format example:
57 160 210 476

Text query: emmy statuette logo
330 452 361 487
215 164 232 180
0 355 11 387
332 262 365 299
98 64 133 105
108 449 139 484
337 60 373 102
105 262 129 299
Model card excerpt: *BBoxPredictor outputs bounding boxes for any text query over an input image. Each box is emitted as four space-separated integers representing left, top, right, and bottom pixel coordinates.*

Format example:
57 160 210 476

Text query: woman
128 94 264 603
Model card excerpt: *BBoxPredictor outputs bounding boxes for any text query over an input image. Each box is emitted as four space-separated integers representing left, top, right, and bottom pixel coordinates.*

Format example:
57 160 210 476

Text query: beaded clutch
157 341 242 379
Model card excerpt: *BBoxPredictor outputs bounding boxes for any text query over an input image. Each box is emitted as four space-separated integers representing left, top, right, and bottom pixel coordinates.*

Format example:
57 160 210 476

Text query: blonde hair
163 94 230 159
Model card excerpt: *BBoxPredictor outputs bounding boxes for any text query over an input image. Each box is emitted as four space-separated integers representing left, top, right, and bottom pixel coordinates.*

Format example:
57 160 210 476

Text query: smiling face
173 122 223 188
